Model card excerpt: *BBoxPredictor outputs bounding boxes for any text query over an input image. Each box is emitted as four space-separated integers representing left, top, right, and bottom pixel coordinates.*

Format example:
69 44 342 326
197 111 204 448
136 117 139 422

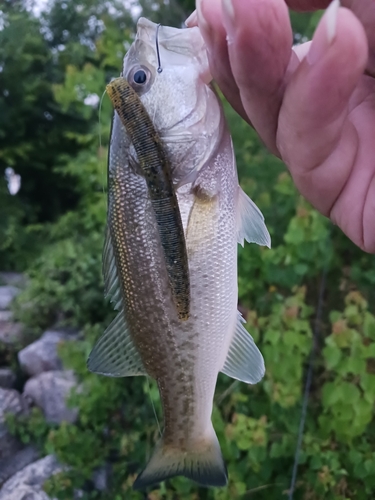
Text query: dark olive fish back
106 77 190 321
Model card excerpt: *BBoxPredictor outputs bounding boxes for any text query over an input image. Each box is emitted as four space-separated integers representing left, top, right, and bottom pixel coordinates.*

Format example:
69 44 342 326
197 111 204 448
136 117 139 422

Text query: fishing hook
156 23 163 74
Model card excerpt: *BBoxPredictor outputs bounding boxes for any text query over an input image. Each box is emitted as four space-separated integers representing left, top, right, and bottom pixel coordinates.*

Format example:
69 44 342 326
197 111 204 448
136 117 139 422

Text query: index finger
198 0 293 155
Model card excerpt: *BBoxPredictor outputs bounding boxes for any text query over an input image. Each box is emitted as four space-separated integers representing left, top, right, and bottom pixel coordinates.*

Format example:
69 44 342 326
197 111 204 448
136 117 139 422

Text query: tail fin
133 427 227 490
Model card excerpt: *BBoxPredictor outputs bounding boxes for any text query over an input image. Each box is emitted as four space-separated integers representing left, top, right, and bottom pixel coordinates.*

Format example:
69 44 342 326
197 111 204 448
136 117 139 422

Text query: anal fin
221 311 265 384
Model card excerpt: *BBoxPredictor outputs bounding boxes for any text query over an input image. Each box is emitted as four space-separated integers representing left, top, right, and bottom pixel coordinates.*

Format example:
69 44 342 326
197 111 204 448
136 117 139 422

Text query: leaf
364 312 375 339
344 356 366 376
362 343 375 359
321 382 342 407
323 345 342 370
361 373 375 400
338 382 361 405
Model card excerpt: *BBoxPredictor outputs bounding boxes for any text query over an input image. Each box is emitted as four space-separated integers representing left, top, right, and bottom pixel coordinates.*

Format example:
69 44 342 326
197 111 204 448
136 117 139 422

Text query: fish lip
135 17 207 59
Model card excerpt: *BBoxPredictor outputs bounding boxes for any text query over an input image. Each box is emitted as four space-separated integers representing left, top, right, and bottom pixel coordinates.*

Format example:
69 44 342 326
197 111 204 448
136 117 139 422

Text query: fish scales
106 77 190 321
88 18 271 490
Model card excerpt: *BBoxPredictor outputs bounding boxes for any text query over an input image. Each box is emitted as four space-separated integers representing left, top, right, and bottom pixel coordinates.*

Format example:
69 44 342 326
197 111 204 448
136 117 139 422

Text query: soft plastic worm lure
106 77 190 321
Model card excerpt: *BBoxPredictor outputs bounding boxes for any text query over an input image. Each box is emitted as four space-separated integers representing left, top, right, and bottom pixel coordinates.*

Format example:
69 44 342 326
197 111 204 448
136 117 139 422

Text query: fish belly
156 145 239 448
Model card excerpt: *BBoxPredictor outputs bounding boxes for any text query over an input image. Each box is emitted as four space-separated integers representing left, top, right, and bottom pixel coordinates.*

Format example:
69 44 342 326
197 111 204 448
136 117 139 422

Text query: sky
29 0 141 17
24 0 49 16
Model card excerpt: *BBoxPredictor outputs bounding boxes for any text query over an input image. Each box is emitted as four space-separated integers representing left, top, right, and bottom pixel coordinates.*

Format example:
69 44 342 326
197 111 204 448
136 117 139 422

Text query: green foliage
4 2 375 500
0 0 128 270
261 287 313 408
13 232 110 332
290 10 324 40
320 292 375 442
6 407 50 447
0 181 42 270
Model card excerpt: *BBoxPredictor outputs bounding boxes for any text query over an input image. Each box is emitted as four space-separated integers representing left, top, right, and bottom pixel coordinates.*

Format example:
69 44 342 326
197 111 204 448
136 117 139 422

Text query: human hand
186 0 375 253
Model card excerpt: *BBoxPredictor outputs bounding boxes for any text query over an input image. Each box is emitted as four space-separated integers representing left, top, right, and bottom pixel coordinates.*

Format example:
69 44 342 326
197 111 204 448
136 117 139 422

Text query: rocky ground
0 273 93 500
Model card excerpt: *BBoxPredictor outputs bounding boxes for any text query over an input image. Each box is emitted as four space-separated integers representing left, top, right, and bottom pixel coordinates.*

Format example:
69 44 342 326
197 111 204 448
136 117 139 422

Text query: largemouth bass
106 77 190 320
88 18 271 490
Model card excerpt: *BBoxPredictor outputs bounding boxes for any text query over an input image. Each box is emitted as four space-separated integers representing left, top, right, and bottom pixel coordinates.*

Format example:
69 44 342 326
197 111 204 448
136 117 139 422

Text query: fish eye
133 70 147 85
127 65 154 95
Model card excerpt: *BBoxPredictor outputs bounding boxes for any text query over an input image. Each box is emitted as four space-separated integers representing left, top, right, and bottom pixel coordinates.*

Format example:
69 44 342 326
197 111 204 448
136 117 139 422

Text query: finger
287 0 375 74
185 10 197 27
196 0 249 123
277 5 368 214
341 0 375 75
220 0 293 155
331 88 375 253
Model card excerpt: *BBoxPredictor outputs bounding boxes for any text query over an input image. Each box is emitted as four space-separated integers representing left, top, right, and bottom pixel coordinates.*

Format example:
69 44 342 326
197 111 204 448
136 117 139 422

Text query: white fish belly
159 161 238 447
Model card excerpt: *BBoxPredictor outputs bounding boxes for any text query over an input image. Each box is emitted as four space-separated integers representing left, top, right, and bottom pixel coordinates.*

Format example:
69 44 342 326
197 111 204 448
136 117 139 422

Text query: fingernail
307 0 340 65
222 0 234 19
196 0 209 33
292 41 313 63
221 0 235 42
185 10 198 28
326 0 340 43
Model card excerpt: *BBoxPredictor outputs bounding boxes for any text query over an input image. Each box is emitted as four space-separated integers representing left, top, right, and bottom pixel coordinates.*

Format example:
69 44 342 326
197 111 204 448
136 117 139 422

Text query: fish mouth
135 17 207 62
129 17 212 79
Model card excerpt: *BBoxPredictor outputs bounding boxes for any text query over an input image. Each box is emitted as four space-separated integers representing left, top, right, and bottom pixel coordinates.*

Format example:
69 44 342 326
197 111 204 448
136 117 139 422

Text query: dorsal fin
103 226 122 310
221 311 265 384
236 187 271 248
87 230 146 377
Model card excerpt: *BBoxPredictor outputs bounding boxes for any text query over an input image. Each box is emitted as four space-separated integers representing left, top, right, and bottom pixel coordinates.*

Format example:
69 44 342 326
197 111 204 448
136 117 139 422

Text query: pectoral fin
236 187 271 248
221 311 265 384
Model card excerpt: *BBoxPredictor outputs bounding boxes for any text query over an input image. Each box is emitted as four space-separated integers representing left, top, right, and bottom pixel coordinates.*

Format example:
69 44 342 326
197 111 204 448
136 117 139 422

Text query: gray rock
0 388 29 421
0 485 51 500
0 369 16 389
0 433 23 465
0 319 23 345
0 445 40 487
0 287 19 311
0 287 24 345
0 273 26 288
0 312 12 323
18 331 72 377
0 388 29 461
0 455 63 500
23 371 78 424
